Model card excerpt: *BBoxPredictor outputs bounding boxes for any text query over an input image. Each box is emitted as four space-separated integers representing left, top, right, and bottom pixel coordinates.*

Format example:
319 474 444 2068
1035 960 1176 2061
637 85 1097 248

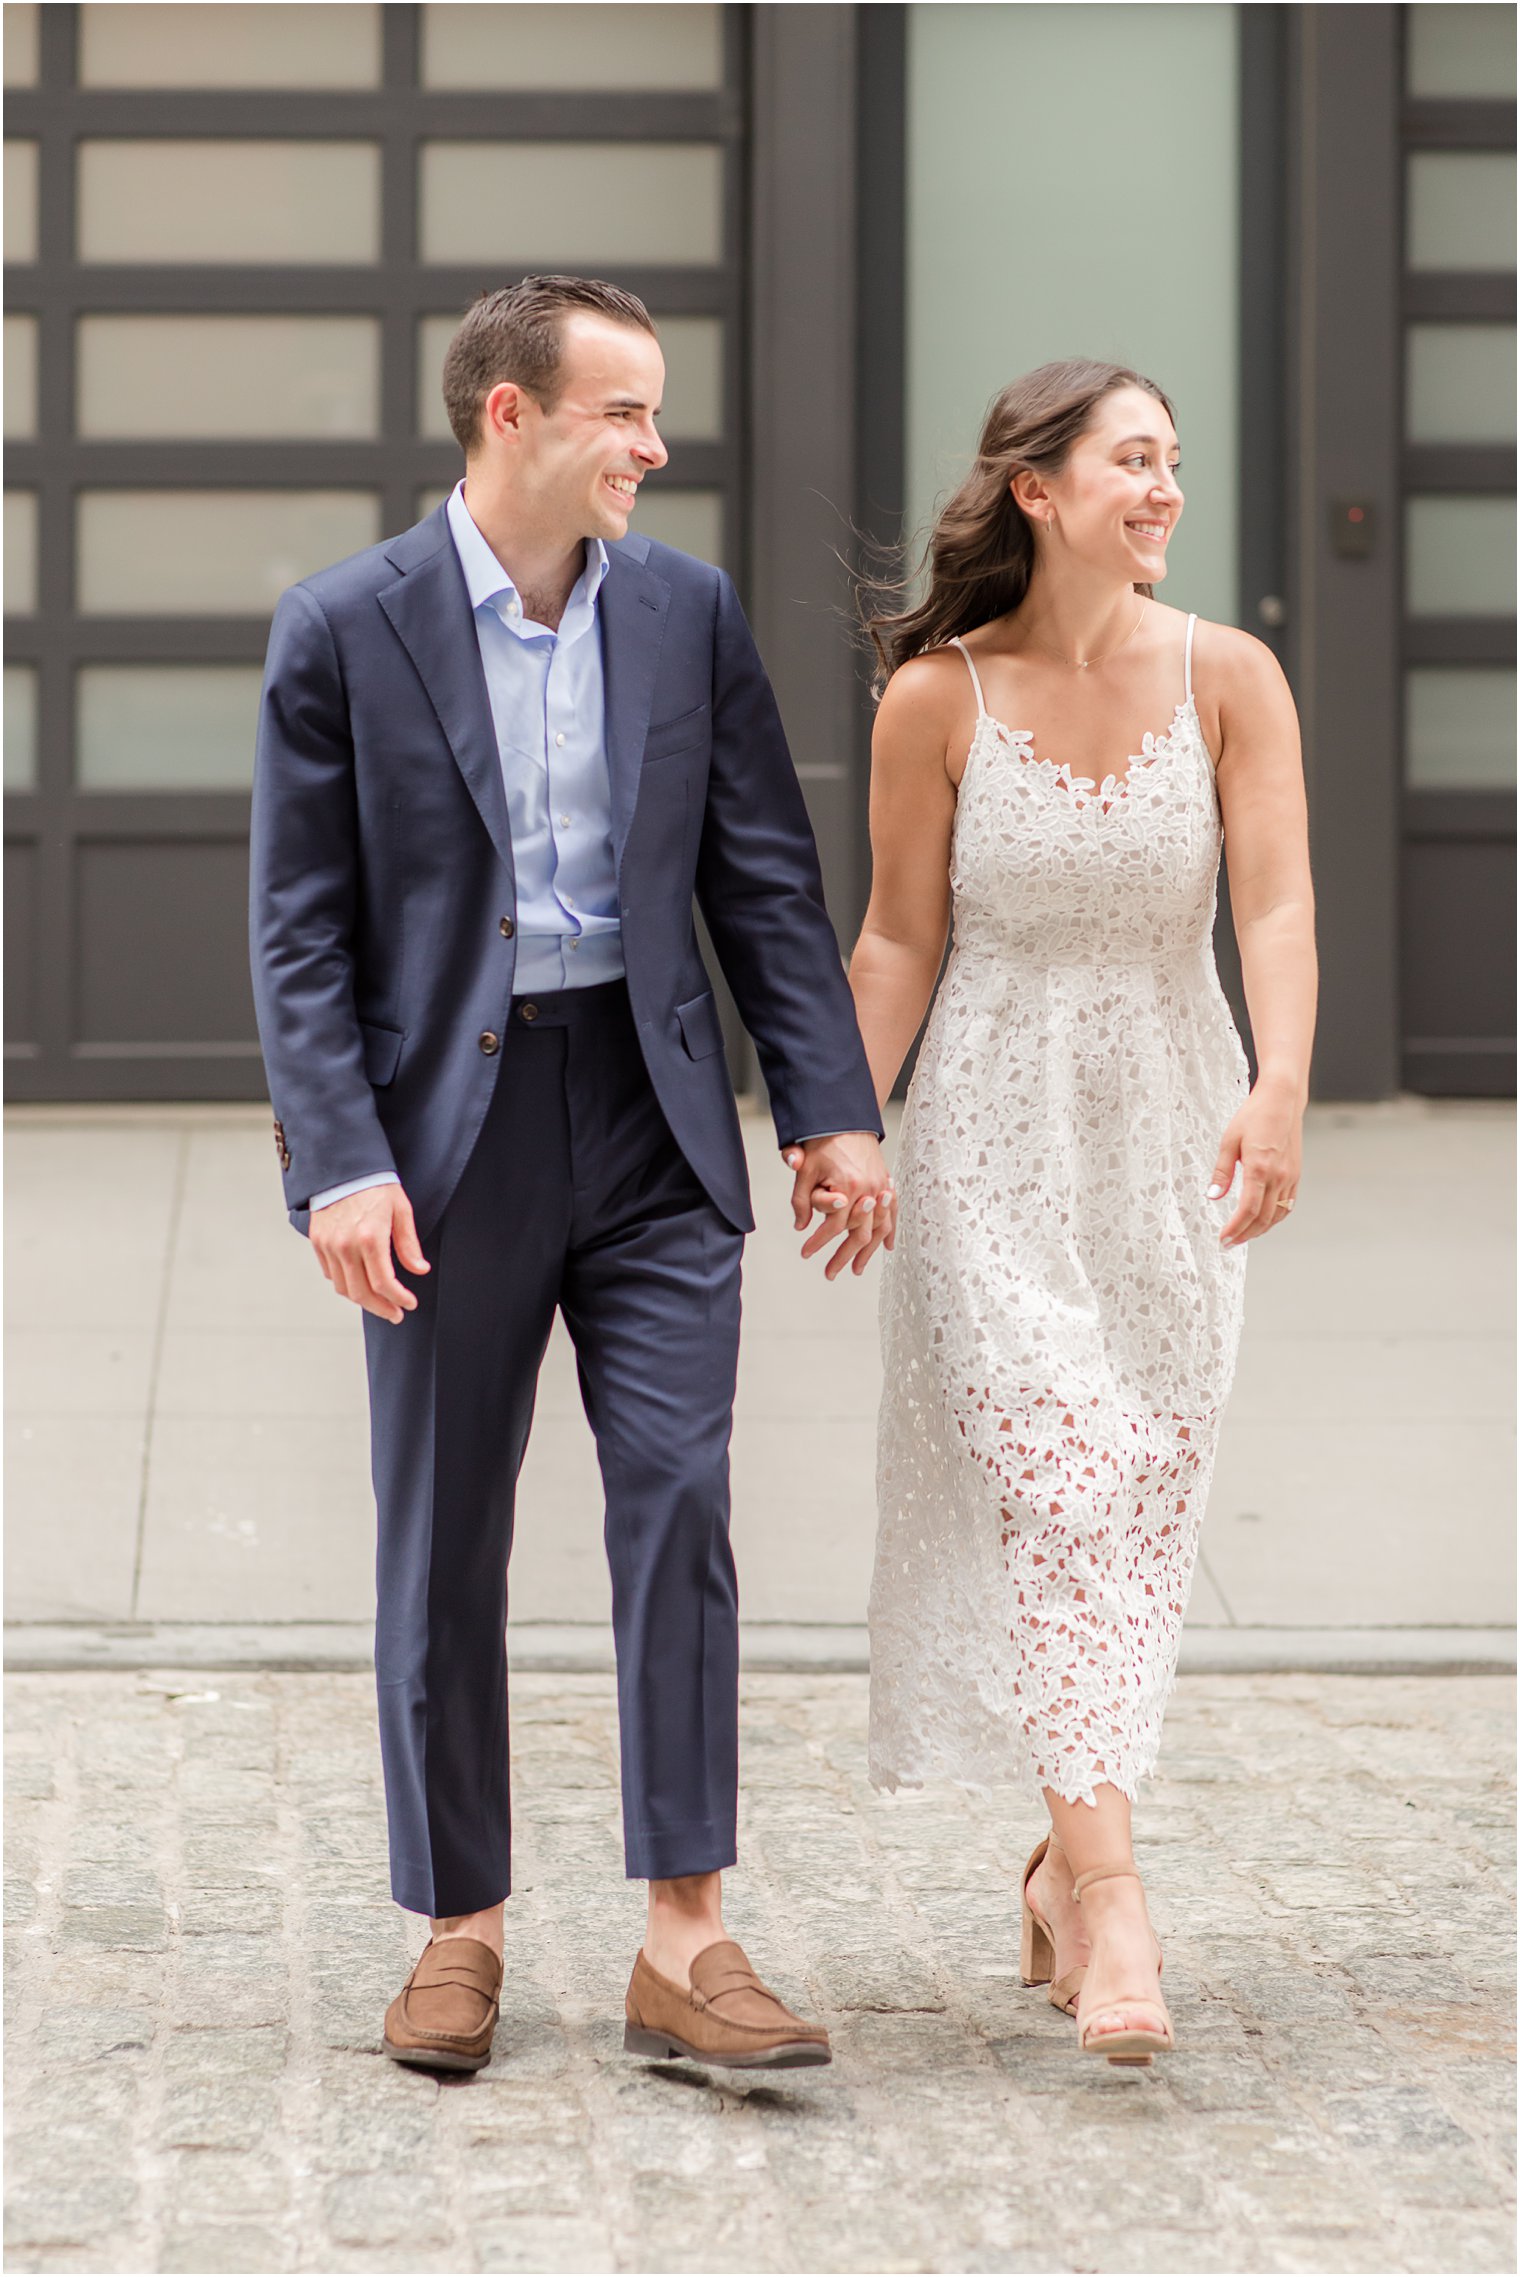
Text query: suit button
479 1030 500 1055
499 916 515 939
518 1002 539 1024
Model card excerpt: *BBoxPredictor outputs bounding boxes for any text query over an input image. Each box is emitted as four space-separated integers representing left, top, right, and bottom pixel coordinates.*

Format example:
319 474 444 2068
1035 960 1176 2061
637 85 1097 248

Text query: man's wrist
310 1171 399 1212
782 1128 882 1150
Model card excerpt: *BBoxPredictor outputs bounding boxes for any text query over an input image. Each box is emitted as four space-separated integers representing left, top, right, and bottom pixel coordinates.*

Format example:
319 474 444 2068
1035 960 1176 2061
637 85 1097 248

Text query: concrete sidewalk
4 1096 1514 1673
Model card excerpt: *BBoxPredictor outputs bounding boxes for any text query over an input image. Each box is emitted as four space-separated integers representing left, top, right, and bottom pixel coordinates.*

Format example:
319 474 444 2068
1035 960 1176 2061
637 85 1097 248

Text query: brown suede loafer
624 1938 831 2069
383 1936 502 2073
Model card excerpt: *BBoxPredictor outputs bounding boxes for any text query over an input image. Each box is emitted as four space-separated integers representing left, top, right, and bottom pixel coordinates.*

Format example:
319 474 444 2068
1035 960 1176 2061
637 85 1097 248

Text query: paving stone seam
135 1692 169 2269
278 1677 330 2274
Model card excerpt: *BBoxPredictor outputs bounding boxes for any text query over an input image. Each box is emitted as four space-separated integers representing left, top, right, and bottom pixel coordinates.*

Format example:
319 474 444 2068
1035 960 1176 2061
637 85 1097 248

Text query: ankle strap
1072 1863 1141 1899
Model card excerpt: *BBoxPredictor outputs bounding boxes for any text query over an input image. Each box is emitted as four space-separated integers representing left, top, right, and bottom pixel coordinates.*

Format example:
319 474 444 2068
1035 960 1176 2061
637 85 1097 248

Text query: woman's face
1023 385 1185 582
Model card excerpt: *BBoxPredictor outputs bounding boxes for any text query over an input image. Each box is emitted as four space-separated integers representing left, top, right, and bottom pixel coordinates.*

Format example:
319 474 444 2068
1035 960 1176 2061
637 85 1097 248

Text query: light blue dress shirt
311 481 622 1210
444 479 623 993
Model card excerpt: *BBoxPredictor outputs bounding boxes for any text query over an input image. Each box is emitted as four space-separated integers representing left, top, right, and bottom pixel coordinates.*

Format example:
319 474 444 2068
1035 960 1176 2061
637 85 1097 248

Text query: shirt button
567 936 579 951
479 1030 500 1055
555 732 566 748
559 813 571 827
499 916 514 939
564 894 575 910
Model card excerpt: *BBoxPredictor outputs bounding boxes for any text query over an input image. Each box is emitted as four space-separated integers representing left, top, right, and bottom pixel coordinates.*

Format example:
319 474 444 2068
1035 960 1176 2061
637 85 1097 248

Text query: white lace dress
869 613 1249 1804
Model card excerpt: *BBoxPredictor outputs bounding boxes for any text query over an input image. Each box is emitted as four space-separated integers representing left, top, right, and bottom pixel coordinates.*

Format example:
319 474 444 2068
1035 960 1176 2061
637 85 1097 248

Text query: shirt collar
446 479 608 630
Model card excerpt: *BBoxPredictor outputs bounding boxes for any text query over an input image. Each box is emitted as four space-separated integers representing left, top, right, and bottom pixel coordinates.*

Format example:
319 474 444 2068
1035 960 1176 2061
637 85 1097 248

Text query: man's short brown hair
440 275 658 456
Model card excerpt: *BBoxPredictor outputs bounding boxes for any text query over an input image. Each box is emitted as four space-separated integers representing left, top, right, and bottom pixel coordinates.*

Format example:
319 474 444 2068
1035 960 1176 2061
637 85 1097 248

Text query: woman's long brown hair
861 359 1178 691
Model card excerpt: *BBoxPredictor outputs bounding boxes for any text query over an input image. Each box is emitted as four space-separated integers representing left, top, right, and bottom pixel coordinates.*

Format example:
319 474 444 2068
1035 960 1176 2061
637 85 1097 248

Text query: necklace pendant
1079 659 1089 670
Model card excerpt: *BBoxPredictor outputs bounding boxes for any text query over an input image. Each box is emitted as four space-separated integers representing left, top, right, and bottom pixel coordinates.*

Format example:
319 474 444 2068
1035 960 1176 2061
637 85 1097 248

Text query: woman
843 361 1315 2062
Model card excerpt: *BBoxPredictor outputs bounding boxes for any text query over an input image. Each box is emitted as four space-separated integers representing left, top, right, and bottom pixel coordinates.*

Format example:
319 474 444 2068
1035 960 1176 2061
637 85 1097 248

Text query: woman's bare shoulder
1188 612 1291 700
876 646 976 740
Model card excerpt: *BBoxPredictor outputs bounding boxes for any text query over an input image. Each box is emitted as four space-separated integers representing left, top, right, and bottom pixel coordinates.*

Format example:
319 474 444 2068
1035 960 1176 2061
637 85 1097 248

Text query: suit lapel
599 547 670 876
378 531 515 887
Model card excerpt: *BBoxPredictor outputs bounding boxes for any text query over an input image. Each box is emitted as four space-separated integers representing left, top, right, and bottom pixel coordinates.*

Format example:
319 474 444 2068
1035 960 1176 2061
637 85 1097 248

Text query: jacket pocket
360 1020 404 1087
643 702 710 765
675 992 725 1062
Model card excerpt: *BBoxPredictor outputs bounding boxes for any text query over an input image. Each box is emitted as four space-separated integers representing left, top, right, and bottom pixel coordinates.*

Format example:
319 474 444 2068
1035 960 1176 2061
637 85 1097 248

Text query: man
250 275 892 2075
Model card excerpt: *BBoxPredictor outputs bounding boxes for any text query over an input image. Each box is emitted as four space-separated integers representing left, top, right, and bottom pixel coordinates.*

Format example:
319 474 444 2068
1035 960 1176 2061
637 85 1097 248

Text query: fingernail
1207 1184 1223 1199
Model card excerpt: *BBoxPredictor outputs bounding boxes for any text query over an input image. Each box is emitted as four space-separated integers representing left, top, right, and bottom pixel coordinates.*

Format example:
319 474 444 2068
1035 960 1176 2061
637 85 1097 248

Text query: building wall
6 2 1511 1106
905 3 1240 626
2 0 747 1100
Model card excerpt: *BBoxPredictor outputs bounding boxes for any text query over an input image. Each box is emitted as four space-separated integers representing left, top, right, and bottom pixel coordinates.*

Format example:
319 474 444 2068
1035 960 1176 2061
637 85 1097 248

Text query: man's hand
781 1133 895 1280
310 1182 430 1324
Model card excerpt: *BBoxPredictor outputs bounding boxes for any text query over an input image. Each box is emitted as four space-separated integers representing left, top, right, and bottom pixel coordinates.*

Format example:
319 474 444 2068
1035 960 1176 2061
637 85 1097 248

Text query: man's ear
481 380 528 446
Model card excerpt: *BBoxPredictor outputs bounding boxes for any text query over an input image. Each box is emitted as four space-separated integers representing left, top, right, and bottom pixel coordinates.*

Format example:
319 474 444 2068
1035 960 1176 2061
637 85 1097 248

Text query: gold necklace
1020 598 1146 672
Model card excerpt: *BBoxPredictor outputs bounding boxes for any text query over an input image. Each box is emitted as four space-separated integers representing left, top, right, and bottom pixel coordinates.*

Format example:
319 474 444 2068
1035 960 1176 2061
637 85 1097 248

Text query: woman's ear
1010 468 1048 522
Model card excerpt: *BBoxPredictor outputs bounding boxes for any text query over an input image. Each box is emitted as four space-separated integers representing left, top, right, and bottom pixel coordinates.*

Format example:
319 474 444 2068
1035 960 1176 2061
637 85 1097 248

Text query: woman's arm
846 654 963 1109
1209 623 1318 1246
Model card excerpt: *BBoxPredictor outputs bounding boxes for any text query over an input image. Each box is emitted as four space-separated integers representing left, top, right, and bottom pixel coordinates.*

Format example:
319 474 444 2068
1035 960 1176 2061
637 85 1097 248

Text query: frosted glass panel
78 317 380 439
1406 667 1517 789
1408 153 1517 273
6 490 37 614
418 318 462 444
421 143 722 266
78 491 379 614
5 141 37 262
417 310 723 440
907 6 1240 624
5 665 37 791
633 489 723 566
422 4 722 88
1407 3 1517 98
80 4 381 86
78 142 380 264
1405 496 1517 616
1406 324 1517 444
653 318 723 440
5 314 37 439
4 5 38 86
77 666 264 790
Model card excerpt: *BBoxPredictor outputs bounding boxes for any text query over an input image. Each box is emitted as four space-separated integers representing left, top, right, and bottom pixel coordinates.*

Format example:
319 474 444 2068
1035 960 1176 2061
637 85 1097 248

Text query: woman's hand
1208 621 1315 1254
1210 1077 1304 1247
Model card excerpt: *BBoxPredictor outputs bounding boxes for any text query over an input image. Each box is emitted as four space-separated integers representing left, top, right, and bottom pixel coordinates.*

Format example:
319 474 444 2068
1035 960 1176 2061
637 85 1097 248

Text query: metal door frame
1395 15 1517 1096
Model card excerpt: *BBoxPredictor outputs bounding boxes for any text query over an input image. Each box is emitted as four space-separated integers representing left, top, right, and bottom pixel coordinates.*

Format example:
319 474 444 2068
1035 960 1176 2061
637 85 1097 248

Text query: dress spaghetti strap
949 637 989 719
1184 612 1197 706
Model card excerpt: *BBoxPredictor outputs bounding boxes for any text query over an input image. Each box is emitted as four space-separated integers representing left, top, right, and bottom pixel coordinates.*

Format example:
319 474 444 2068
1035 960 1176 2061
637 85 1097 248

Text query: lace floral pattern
869 668 1250 1804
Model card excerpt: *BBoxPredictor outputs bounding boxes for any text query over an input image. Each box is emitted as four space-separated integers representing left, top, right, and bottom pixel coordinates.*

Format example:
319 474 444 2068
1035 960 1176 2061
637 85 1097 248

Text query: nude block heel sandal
1071 1862 1173 2066
1019 1836 1086 2018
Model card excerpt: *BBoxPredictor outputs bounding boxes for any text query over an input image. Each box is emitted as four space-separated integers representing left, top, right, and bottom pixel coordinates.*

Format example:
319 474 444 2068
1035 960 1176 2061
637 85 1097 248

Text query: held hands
309 1182 430 1324
781 1133 896 1280
1210 1076 1304 1248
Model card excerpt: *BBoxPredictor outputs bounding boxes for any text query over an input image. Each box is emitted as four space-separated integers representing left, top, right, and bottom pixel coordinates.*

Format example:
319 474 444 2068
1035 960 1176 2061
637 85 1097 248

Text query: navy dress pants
362 979 745 1918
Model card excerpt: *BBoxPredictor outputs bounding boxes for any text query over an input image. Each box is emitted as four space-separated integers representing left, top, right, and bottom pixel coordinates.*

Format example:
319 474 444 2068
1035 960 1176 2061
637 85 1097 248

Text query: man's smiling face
514 310 670 544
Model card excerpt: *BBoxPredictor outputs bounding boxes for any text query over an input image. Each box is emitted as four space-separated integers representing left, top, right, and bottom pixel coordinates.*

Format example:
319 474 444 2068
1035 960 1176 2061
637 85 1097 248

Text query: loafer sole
383 2035 493 2074
624 2022 830 2070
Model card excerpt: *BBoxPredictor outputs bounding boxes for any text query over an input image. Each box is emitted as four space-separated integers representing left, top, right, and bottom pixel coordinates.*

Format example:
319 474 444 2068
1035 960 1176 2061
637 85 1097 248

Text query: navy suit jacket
249 504 881 1241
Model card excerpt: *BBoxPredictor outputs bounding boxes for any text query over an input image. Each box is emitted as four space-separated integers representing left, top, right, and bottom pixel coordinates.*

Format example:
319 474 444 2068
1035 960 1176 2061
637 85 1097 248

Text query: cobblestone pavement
4 1672 1514 2276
